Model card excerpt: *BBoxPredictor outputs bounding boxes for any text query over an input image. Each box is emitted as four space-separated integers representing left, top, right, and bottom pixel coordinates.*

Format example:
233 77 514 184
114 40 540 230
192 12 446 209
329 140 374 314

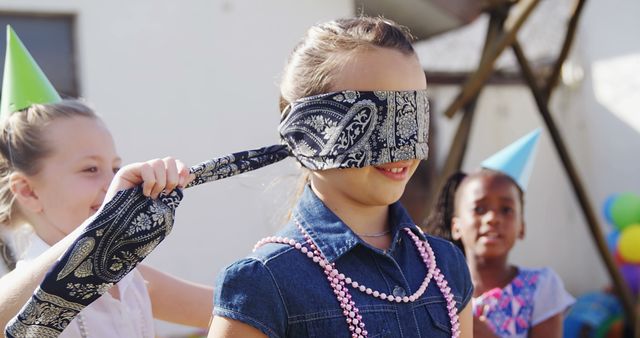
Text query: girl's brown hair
279 16 416 113
280 16 417 214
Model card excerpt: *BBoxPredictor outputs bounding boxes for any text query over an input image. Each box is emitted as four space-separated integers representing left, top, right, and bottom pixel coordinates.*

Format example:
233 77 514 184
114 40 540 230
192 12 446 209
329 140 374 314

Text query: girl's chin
368 187 406 205
475 248 507 259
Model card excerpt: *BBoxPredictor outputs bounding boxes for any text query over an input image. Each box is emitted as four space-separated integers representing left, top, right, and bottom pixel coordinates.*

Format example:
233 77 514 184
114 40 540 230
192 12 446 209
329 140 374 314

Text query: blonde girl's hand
105 157 194 201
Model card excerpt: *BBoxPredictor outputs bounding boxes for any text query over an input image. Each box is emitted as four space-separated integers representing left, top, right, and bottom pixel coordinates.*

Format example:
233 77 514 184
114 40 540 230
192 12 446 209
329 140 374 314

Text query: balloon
602 194 618 225
620 264 640 296
562 291 623 338
610 193 640 230
613 251 625 265
604 319 624 338
606 230 620 254
618 225 640 263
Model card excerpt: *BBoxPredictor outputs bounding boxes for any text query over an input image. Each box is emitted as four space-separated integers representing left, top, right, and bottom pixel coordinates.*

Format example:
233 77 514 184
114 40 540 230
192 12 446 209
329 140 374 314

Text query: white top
472 267 575 338
0 230 16 276
14 233 155 338
0 258 8 276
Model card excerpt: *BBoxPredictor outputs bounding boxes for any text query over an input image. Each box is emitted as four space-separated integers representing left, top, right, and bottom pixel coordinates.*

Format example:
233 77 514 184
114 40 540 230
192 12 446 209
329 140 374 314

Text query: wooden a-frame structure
363 0 638 335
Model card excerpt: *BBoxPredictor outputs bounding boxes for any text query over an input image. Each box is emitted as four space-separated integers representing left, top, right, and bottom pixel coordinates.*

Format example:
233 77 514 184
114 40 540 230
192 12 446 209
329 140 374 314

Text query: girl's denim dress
214 186 473 337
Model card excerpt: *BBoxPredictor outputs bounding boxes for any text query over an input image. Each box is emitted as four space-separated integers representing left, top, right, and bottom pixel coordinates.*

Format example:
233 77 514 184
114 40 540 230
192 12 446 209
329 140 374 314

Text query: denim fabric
214 186 473 338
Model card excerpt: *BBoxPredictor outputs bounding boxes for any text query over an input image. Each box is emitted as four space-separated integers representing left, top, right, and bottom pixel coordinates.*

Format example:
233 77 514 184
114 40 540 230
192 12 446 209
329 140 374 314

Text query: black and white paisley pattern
5 90 431 337
5 187 182 338
279 90 430 170
187 145 290 188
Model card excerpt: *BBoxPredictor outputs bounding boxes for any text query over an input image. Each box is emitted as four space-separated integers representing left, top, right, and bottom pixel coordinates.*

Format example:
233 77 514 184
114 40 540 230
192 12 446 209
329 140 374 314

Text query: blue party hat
481 129 542 190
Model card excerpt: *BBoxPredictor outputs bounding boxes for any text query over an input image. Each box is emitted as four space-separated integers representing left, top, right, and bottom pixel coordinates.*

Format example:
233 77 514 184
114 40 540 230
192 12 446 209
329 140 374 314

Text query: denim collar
292 185 425 263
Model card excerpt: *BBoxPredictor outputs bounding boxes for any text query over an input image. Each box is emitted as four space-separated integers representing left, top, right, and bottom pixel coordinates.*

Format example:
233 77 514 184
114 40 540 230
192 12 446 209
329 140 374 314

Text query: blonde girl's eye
83 166 98 173
113 167 121 174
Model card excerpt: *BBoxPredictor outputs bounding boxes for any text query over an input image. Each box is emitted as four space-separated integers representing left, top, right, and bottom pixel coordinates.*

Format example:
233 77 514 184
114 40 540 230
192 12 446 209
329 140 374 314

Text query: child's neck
311 183 391 250
30 220 67 247
468 254 517 297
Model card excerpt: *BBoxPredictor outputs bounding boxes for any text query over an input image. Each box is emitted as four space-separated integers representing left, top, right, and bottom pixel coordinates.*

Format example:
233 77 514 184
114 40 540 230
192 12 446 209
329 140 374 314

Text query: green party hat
1 25 61 118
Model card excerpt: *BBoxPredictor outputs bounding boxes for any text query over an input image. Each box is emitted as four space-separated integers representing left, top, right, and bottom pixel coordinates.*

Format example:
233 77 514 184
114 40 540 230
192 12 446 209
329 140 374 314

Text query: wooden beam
512 40 638 326
425 6 505 215
636 297 640 338
442 101 476 175
444 0 541 118
425 71 525 86
542 0 588 103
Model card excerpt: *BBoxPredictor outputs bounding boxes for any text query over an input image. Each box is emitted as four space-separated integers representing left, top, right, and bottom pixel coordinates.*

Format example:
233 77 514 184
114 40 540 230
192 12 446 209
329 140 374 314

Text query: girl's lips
478 233 501 244
374 165 410 181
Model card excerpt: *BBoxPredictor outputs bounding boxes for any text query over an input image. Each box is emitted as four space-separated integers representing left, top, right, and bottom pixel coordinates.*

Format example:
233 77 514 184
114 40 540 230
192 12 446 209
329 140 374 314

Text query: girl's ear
9 172 42 213
518 221 526 239
451 216 463 241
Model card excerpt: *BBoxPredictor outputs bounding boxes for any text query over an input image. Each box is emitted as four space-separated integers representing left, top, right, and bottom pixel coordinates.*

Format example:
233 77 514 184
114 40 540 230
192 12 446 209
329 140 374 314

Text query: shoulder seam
251 244 298 265
259 254 292 328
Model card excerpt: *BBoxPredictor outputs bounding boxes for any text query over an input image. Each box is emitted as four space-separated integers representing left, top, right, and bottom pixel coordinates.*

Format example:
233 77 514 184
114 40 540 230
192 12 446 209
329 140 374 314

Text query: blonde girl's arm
118 158 214 328
0 157 191 329
208 316 268 338
0 231 78 329
137 264 213 328
458 301 474 338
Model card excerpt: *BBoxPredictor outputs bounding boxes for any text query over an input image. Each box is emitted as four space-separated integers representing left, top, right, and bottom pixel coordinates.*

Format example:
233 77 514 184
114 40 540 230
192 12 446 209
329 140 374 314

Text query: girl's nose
484 209 501 226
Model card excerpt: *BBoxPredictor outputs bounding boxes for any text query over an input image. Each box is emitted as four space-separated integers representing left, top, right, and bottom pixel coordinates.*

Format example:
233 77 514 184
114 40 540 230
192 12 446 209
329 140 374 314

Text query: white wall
0 1 352 335
575 0 640 207
426 0 640 297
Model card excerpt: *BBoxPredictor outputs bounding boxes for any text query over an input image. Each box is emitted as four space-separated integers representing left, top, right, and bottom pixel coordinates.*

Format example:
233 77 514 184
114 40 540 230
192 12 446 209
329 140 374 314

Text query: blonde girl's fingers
140 163 157 197
176 160 194 188
150 159 167 199
163 157 179 192
178 172 195 189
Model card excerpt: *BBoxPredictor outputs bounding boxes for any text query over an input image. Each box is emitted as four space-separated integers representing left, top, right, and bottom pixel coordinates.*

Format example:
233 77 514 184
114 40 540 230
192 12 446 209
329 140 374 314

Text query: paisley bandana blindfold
189 89 430 186
280 89 430 170
6 89 430 337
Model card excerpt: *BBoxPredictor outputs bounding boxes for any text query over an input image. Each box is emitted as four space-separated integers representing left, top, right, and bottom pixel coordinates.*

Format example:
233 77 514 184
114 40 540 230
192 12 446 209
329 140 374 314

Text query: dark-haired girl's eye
473 206 486 214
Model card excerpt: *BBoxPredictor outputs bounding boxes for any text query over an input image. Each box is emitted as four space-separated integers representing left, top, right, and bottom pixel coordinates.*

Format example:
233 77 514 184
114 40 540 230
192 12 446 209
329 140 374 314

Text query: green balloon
611 193 640 230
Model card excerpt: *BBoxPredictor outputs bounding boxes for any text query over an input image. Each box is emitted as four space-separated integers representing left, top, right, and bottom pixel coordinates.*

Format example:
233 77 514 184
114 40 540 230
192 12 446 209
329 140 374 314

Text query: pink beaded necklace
253 222 461 338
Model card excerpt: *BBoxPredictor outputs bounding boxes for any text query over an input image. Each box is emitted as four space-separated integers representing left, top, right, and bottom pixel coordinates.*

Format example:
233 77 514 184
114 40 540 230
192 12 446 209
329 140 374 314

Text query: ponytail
0 236 16 270
425 171 467 253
